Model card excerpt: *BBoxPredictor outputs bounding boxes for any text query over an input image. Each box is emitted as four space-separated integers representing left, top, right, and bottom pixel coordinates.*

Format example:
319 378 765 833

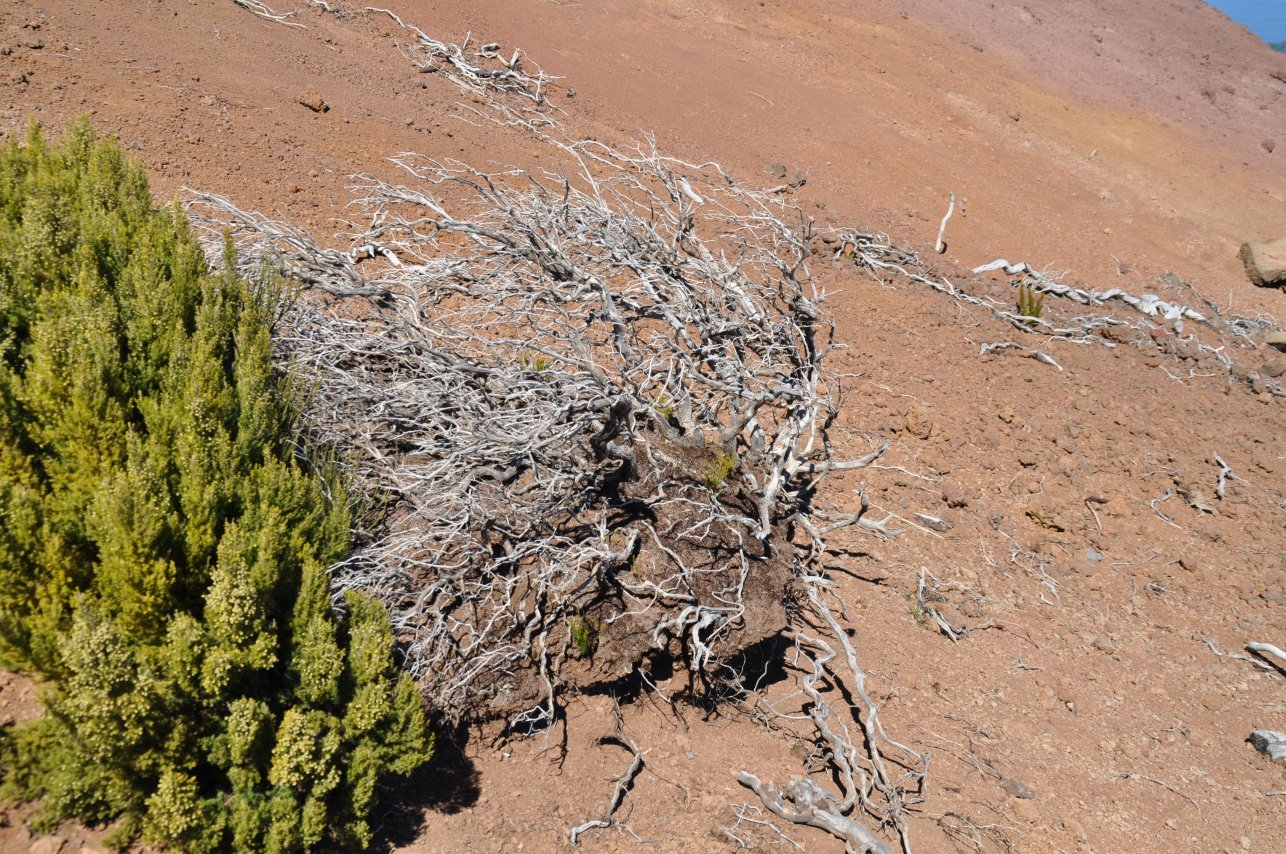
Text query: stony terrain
1 1 1283 852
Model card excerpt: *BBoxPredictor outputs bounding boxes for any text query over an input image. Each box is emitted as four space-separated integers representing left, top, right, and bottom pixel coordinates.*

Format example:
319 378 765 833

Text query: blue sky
1206 0 1286 42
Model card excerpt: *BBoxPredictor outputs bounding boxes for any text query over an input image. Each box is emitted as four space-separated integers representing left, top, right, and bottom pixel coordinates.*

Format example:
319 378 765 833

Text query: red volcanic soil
1 1 1283 852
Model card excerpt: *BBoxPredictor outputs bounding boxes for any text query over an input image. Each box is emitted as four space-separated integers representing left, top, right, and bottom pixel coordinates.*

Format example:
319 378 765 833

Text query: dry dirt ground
1 1 1284 852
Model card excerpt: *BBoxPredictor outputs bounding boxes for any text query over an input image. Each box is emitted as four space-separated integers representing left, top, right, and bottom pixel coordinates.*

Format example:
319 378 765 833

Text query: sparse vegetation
568 614 600 657
517 349 551 373
909 603 928 626
704 451 739 492
0 121 432 852
1016 281 1045 320
652 390 676 422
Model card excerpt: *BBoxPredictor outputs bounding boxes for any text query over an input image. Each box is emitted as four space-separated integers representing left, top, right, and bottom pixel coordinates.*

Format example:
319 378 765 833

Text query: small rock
1010 798 1039 822
1070 556 1097 576
1100 323 1132 343
1239 237 1286 289
765 161 788 179
1000 777 1036 799
29 837 65 854
1026 499 1066 532
788 169 808 189
1172 336 1201 361
1091 634 1116 653
1262 357 1286 379
297 88 328 113
914 512 954 533
1264 139 1277 154
903 403 934 439
1164 819 1177 830
941 486 969 508
23 36 44 50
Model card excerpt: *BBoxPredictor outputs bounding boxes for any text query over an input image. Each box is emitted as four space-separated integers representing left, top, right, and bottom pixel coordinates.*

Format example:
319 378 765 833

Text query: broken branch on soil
934 192 954 254
569 734 647 845
737 772 894 854
1213 452 1238 500
1202 639 1274 673
1111 770 1199 810
1247 642 1286 674
1149 489 1182 529
367 6 558 109
233 0 305 28
978 341 1063 371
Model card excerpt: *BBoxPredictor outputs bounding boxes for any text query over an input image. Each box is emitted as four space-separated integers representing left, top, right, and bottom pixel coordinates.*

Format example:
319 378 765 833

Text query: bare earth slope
1 1 1283 852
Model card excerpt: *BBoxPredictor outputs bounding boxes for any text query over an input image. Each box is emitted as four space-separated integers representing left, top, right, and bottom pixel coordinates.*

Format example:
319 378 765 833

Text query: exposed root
737 772 894 854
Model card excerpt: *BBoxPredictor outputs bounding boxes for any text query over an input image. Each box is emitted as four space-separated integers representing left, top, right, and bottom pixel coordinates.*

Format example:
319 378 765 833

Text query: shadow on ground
371 724 481 851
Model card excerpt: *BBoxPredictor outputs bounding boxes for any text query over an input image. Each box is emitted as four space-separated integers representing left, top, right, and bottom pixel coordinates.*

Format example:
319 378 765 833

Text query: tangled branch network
189 134 922 849
191 18 925 846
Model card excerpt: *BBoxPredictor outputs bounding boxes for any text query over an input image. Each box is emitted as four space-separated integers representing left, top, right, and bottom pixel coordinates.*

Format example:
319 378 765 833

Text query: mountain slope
1 2 1283 851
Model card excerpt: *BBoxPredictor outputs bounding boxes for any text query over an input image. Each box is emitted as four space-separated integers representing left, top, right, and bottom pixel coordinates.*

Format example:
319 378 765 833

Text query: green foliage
704 450 739 492
1016 282 1045 320
0 121 433 851
516 349 550 373
651 391 675 422
567 613 599 657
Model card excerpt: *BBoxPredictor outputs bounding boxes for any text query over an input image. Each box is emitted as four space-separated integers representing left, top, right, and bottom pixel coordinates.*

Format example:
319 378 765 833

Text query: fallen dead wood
189 13 926 850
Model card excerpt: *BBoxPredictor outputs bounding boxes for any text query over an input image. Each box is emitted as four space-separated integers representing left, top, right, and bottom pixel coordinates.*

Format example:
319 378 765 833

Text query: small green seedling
652 391 676 422
1017 282 1045 320
569 614 600 657
518 350 551 373
910 603 928 626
